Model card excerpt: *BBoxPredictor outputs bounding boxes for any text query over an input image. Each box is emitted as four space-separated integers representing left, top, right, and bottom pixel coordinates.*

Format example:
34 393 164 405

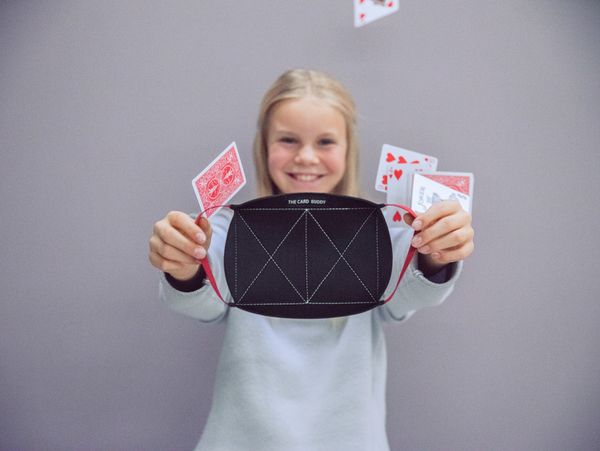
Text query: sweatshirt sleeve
377 226 463 323
158 210 233 324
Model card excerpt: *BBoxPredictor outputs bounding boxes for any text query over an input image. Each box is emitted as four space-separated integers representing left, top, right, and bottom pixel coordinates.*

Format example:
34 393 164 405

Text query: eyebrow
271 128 341 138
271 128 298 136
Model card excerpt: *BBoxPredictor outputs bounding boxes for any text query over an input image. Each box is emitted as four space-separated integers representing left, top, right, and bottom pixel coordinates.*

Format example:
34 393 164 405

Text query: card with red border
419 172 473 196
192 142 246 218
410 172 474 214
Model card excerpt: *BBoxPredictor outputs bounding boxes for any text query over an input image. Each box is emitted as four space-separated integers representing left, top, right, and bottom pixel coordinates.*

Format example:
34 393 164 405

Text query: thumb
403 213 414 226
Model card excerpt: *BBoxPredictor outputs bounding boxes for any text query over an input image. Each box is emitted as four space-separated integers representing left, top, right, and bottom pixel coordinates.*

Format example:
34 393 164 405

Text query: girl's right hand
149 211 212 281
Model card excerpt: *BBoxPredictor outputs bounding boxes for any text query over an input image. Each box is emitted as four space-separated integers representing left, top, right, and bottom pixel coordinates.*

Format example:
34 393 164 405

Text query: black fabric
223 193 393 319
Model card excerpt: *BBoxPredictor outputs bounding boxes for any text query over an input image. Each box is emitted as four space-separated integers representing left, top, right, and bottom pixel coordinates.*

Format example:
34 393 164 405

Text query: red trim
195 208 230 305
200 258 228 305
382 204 418 303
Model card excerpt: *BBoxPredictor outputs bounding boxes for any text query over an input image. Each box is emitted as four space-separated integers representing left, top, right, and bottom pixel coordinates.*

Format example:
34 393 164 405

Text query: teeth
294 174 320 182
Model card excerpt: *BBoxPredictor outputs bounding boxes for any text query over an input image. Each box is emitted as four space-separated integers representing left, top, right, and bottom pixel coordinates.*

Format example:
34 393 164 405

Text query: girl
149 69 474 451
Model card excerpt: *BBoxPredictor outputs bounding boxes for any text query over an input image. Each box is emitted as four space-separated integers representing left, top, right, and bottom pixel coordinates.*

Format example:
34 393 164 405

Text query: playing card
384 161 430 227
354 0 400 28
375 143 438 193
192 142 246 218
410 173 473 214
419 172 473 196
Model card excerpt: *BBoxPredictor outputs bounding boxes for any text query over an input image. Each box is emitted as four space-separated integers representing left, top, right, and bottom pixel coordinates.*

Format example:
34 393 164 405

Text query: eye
279 136 297 145
318 138 336 147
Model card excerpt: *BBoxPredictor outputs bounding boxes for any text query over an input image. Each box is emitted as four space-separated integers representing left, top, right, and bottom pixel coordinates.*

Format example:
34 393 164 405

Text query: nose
295 145 319 164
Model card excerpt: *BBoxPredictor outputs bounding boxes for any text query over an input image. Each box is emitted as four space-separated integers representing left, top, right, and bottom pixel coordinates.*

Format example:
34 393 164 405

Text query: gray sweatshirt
159 208 462 451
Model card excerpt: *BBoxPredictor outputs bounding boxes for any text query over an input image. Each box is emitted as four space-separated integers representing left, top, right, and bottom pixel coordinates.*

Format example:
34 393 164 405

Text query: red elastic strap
382 204 418 303
195 206 230 305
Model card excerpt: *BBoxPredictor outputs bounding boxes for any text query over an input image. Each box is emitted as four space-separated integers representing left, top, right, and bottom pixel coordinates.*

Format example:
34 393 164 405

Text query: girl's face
266 97 347 194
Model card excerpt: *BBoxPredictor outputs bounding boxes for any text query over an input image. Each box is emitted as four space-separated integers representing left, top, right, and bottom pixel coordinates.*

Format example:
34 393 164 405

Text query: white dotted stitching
305 211 308 301
235 301 383 306
376 214 379 295
238 207 374 211
306 209 377 302
231 205 384 307
236 211 307 304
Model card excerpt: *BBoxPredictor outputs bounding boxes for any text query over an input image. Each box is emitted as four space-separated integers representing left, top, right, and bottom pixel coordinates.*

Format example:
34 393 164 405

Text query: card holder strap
195 206 231 306
381 204 417 303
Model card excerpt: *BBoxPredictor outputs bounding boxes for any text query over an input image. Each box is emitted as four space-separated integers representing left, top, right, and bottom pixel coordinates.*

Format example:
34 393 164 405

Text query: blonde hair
253 69 360 197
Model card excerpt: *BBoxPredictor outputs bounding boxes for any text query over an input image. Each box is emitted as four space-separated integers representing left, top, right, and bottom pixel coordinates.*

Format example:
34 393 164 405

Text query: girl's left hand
404 200 474 274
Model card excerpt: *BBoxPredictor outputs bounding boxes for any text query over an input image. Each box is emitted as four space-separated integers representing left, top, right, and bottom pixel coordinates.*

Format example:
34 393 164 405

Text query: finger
411 200 463 231
417 227 474 255
153 221 207 260
150 235 204 264
411 210 467 249
429 241 475 264
149 250 189 273
167 211 206 244
403 213 414 226
412 212 471 248
197 215 213 243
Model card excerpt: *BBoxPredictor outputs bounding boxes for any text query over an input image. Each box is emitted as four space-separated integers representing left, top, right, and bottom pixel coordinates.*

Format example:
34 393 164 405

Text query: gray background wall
1 1 599 450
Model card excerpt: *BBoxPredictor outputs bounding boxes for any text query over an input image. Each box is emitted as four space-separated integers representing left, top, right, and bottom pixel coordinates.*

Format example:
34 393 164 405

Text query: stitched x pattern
233 207 380 306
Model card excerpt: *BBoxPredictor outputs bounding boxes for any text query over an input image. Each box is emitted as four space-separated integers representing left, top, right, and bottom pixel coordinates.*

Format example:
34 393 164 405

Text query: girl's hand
404 200 474 275
149 211 212 281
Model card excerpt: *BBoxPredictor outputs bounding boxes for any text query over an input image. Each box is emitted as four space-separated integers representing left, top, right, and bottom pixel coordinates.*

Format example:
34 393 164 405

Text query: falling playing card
375 143 438 193
410 172 474 214
354 0 400 28
192 142 246 218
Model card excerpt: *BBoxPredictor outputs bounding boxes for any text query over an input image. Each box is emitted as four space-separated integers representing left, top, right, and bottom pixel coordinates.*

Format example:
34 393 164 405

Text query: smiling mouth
288 173 324 182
